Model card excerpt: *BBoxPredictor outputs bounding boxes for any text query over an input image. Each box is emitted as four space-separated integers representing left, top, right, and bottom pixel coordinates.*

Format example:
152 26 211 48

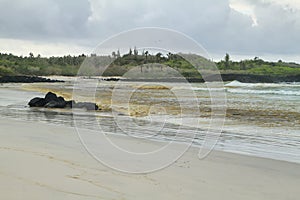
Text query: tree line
0 50 299 77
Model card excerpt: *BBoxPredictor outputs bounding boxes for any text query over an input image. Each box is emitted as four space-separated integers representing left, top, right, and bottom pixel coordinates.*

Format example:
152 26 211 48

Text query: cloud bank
0 0 299 61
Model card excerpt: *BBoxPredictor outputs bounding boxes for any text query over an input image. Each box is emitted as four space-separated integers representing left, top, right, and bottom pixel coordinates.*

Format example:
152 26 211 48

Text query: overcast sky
0 0 300 62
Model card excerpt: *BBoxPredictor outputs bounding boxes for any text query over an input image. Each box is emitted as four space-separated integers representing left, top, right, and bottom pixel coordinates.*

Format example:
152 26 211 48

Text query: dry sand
0 118 299 200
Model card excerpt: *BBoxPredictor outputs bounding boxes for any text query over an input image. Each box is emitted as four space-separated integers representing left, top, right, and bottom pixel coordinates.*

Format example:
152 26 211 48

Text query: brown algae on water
21 81 300 128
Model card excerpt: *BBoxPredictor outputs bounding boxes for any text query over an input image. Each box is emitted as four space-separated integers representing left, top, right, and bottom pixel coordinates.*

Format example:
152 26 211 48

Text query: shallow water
0 80 299 163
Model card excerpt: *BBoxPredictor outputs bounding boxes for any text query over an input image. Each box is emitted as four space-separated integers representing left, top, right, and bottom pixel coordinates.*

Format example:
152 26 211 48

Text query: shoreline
4 81 298 164
0 75 64 83
1 118 300 199
1 74 300 83
1 115 300 166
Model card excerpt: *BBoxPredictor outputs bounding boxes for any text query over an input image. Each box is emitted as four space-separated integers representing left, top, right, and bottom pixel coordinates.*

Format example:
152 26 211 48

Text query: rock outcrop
28 92 99 110
0 76 64 83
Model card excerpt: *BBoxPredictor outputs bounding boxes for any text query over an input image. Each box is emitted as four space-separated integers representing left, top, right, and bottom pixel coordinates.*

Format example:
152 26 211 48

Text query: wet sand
1 118 299 200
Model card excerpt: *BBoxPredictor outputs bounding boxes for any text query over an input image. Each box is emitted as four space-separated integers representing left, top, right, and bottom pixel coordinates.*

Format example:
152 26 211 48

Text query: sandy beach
1 1 300 199
1 118 299 200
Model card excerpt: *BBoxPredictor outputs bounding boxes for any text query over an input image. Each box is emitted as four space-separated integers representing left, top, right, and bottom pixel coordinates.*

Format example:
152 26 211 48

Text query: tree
129 48 132 55
156 52 163 71
156 52 162 61
144 51 149 62
225 53 230 70
134 46 138 56
29 52 34 58
112 51 116 58
240 61 246 70
167 52 173 60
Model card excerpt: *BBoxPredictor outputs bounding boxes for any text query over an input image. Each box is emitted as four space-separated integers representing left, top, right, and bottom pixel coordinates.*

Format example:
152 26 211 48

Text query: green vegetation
0 51 299 78
217 54 300 76
0 53 85 76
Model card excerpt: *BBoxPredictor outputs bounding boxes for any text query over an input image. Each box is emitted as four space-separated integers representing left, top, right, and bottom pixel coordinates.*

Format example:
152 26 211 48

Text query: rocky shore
104 74 300 83
219 74 300 83
0 76 64 83
1 74 299 83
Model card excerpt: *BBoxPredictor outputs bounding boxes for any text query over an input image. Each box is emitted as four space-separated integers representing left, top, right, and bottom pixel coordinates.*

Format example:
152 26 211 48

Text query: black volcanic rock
121 74 300 83
45 92 58 102
73 102 99 110
207 74 300 83
65 100 76 108
28 97 47 107
45 100 66 108
45 96 67 108
0 76 64 83
28 92 98 110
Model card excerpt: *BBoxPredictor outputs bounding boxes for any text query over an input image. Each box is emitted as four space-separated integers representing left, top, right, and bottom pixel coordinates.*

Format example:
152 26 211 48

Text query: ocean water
0 80 299 163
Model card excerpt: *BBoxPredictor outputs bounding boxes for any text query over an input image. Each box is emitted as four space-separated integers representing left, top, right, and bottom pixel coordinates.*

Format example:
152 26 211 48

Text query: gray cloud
250 1 300 54
0 0 299 59
0 0 91 40
85 0 252 50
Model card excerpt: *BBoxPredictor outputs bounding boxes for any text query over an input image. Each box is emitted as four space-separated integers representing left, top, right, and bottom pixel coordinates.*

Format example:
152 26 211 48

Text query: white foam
227 88 300 96
225 80 300 88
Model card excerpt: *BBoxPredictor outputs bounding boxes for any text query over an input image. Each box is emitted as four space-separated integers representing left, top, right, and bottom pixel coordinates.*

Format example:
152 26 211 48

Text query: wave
227 88 300 96
191 87 224 91
225 80 300 88
172 86 225 91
